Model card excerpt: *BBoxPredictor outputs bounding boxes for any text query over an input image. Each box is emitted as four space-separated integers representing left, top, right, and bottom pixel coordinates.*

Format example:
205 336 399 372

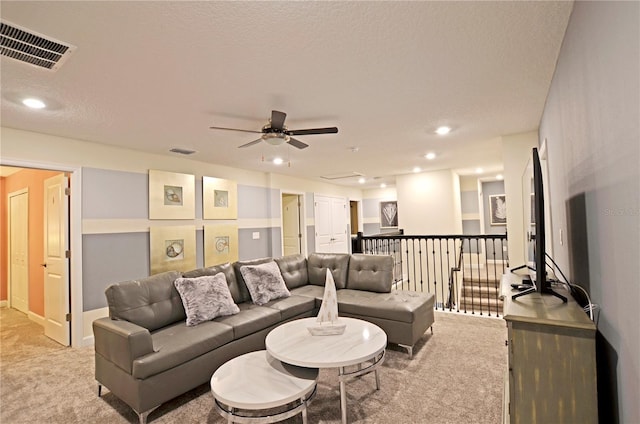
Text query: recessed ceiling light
425 152 436 160
475 168 483 174
413 167 421 173
22 98 46 109
273 157 284 165
380 183 386 188
496 174 504 180
435 126 451 135
358 177 366 184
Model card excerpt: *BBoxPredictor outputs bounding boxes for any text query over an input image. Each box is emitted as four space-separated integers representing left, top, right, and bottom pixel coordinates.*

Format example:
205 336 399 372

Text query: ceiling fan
209 110 338 149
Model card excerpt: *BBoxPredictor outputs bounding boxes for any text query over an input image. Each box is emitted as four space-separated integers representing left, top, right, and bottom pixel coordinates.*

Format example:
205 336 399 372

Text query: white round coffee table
265 317 387 424
210 350 318 423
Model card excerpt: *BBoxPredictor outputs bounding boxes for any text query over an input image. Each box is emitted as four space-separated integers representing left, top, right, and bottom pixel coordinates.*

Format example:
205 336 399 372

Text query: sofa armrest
93 317 154 375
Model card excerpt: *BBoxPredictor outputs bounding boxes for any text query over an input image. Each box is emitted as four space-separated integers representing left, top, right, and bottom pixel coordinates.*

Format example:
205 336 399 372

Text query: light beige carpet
0 308 507 423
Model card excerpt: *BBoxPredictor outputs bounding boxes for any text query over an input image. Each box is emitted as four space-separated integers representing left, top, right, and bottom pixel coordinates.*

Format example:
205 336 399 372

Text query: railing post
354 231 363 254
357 233 507 317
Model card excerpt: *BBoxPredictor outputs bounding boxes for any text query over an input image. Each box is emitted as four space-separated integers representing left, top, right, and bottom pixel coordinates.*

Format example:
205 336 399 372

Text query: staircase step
463 274 502 283
457 297 504 315
460 285 500 296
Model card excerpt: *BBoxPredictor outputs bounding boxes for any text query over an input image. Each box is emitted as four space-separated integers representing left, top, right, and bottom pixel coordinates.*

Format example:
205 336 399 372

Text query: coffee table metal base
213 386 316 424
338 349 385 423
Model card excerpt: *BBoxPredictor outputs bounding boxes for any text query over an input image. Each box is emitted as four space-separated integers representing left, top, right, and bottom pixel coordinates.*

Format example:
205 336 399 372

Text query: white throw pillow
240 261 291 305
174 273 240 326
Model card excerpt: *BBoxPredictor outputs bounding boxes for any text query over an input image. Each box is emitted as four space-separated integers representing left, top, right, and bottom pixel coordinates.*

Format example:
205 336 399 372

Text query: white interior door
9 190 29 313
282 194 302 256
330 197 348 253
314 195 348 253
43 174 70 346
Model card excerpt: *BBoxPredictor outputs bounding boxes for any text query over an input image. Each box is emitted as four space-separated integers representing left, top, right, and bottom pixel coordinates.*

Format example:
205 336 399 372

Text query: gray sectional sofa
93 253 435 424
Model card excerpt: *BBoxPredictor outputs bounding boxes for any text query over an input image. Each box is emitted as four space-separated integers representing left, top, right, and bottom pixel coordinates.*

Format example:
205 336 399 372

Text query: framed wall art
149 225 196 274
204 224 239 267
489 194 507 226
380 200 398 228
203 176 238 220
148 170 195 219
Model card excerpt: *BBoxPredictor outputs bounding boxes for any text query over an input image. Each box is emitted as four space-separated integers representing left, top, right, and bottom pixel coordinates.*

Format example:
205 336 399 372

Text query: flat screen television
512 147 566 302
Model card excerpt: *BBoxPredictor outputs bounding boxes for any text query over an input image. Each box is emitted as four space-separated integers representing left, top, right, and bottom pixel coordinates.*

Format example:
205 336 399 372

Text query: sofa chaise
93 253 435 423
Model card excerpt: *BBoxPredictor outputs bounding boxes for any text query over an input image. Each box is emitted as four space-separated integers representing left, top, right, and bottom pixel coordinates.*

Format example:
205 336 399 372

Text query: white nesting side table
265 317 387 424
210 350 318 424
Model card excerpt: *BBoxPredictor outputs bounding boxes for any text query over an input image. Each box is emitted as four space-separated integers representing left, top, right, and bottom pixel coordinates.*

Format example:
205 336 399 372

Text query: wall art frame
204 224 239 267
149 225 196 274
489 194 507 226
148 170 195 220
203 176 238 220
380 200 398 228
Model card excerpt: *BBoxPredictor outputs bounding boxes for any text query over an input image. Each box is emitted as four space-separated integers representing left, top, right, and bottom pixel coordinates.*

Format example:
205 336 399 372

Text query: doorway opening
349 201 360 235
281 193 304 257
2 165 72 347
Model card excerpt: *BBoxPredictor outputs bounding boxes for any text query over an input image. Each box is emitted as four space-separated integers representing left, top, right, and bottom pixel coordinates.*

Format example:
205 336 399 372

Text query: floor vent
0 20 75 71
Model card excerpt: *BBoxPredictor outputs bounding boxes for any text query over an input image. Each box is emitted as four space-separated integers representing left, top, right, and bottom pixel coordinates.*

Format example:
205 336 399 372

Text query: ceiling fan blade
270 110 287 130
238 138 263 148
209 126 262 134
287 138 309 149
288 127 339 136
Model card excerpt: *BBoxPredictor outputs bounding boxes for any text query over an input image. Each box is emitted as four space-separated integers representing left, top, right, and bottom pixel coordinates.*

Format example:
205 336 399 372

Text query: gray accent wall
83 168 148 219
81 171 290 310
539 2 639 421
82 233 150 310
306 226 315 254
238 228 273 260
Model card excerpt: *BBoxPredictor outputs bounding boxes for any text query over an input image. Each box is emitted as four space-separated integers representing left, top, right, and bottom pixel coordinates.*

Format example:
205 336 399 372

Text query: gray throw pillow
240 261 291 305
174 273 240 326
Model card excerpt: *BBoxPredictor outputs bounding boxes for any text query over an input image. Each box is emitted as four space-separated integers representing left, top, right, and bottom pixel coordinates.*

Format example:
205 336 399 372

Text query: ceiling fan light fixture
262 132 289 146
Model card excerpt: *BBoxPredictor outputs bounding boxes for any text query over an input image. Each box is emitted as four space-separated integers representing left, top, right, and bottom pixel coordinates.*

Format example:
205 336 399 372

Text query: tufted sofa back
274 254 308 290
105 270 185 331
347 254 394 293
307 253 350 289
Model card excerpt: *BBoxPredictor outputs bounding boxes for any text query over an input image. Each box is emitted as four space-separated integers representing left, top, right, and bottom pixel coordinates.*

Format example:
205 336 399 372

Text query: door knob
40 263 47 268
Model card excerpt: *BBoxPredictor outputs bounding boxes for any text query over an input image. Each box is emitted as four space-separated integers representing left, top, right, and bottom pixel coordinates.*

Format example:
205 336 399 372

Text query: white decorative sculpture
307 269 346 336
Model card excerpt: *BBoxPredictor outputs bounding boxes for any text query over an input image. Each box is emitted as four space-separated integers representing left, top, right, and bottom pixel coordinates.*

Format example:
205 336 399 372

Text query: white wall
501 131 537 267
396 169 462 235
539 2 639 422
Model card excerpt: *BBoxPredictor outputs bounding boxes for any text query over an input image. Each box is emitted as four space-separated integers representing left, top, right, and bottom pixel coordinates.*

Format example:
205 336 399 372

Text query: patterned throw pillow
174 273 240 326
240 261 291 305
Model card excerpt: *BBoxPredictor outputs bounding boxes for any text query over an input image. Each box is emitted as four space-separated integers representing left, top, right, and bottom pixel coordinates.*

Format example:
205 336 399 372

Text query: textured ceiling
0 1 573 187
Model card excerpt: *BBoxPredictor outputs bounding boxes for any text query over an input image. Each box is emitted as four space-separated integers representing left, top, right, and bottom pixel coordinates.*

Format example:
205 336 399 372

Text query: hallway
0 307 66 368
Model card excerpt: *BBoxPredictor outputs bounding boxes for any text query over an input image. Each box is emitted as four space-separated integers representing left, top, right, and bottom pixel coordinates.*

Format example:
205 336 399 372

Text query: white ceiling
0 1 573 188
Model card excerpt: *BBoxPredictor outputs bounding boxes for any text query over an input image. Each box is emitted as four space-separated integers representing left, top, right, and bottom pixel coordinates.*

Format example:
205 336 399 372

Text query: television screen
512 147 566 302
521 157 535 269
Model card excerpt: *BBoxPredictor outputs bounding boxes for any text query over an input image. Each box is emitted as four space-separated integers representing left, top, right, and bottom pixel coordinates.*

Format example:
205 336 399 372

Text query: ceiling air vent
320 171 365 181
169 148 197 155
0 20 75 71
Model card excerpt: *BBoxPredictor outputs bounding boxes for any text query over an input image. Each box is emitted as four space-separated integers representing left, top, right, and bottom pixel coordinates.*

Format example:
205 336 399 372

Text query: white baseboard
83 307 108 347
0 300 7 308
28 311 45 327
